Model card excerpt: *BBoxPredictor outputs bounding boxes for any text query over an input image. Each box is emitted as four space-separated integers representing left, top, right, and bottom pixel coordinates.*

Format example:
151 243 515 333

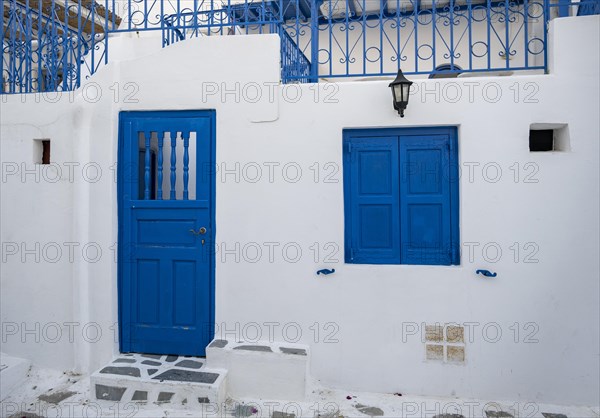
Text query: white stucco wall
1 15 598 406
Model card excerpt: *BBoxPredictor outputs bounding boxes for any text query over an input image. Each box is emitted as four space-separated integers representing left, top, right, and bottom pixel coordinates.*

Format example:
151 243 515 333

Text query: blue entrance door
118 110 215 356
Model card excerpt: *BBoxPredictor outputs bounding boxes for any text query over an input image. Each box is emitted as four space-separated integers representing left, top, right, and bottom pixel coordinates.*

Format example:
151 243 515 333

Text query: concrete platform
4 364 599 418
0 353 31 401
206 339 309 401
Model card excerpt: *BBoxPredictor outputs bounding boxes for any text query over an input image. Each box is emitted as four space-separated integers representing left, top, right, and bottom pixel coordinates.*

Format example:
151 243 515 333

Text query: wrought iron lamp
389 69 413 117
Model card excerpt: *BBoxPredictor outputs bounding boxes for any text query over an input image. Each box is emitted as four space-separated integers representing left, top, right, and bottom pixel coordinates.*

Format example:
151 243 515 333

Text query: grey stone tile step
92 379 224 406
207 339 309 357
91 354 228 405
92 353 223 385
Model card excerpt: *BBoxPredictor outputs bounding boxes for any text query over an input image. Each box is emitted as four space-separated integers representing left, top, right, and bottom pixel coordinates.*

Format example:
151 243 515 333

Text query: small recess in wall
529 123 570 152
34 139 51 164
529 130 553 151
42 140 51 164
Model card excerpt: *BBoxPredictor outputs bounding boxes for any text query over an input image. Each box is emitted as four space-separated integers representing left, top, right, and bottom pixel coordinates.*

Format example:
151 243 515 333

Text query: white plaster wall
0 97 79 370
0 15 598 406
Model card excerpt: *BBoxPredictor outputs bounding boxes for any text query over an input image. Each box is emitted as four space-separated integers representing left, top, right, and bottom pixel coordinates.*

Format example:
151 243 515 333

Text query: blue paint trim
344 135 402 264
117 109 216 354
343 126 460 266
449 130 460 265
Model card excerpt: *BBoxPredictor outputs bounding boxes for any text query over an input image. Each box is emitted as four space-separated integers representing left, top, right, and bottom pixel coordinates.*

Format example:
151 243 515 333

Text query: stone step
90 353 227 406
206 339 309 401
0 352 32 401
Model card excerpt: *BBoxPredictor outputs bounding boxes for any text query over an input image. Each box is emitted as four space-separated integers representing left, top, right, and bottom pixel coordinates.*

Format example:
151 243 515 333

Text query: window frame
343 126 460 266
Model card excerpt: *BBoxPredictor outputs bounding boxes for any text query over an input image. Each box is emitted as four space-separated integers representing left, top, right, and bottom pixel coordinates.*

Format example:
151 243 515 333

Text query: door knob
189 227 207 236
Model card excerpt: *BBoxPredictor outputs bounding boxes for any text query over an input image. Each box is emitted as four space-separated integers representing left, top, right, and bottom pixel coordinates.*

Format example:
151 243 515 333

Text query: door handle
189 227 207 236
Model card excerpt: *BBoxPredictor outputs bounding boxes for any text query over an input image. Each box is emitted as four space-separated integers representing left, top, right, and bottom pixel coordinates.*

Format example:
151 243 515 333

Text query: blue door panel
118 110 215 356
133 207 205 247
136 259 160 324
344 136 401 264
173 261 197 326
358 151 393 194
407 204 442 243
400 135 452 265
359 205 393 248
137 220 197 247
404 149 443 194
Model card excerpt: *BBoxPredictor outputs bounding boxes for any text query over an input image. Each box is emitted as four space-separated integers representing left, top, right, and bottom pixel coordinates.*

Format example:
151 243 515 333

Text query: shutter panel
399 134 453 265
345 136 401 264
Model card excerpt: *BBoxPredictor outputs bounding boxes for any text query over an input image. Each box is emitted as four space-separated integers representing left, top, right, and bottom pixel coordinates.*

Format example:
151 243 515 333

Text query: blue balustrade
2 0 598 94
182 132 190 201
157 132 164 200
170 131 177 200
2 0 115 94
280 28 312 83
144 131 151 200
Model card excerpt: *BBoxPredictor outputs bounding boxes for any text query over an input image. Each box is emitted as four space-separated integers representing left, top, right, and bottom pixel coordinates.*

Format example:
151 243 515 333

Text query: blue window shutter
344 136 401 264
399 134 454 265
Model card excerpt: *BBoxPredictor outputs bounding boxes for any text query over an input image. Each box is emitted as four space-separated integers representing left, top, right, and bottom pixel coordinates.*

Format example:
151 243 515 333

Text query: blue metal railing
159 2 309 82
161 2 282 46
280 27 311 82
2 0 599 94
285 0 550 81
2 0 116 94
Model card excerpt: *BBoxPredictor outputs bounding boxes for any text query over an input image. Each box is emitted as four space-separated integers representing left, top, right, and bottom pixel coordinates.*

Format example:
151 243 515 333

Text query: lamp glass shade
388 69 413 114
392 83 410 104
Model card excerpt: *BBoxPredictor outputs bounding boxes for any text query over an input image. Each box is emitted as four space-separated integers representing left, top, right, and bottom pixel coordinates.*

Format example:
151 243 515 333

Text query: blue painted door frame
118 110 216 356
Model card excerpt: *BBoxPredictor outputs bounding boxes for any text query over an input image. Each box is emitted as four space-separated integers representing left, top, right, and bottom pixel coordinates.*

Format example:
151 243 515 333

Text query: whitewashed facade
1 6 599 412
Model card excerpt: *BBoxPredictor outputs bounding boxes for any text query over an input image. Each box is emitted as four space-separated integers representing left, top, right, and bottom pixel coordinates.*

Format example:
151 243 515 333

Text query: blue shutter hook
317 269 335 276
476 269 497 277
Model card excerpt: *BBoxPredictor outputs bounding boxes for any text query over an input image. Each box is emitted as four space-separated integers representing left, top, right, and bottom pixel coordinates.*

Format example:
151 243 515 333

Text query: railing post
544 0 550 73
557 0 570 16
1 1 3 94
161 3 167 47
310 0 319 83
